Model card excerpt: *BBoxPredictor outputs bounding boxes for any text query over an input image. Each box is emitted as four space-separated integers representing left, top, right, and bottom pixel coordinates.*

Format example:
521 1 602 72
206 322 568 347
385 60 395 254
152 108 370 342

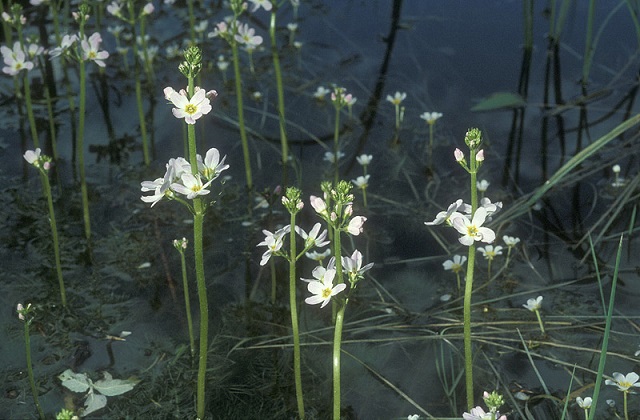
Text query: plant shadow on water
1 0 640 419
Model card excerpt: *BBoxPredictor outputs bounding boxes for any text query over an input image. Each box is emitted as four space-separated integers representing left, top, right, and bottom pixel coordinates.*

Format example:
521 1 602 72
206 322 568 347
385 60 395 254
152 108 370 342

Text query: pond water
1 0 640 419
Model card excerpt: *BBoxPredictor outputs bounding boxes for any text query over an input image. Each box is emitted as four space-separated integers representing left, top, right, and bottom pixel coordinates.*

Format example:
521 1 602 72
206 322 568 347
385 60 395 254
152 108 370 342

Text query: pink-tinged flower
304 268 346 308
1 42 34 75
197 147 229 181
249 0 272 12
425 199 464 226
452 207 496 246
257 225 291 266
476 149 485 162
310 195 328 215
106 1 123 16
347 216 366 236
463 406 506 420
295 223 329 248
171 173 213 199
208 21 228 38
235 23 263 48
81 32 109 67
454 148 464 162
165 86 213 124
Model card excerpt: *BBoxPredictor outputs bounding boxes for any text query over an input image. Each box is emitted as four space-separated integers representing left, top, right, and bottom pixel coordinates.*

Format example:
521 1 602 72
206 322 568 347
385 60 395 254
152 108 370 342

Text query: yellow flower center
467 225 478 236
88 51 97 59
451 264 463 273
190 184 202 193
619 381 631 389
185 103 197 115
321 287 332 299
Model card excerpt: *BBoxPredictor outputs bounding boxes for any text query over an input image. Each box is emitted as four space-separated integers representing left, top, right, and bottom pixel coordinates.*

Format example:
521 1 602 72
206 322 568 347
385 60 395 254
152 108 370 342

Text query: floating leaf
82 390 107 417
58 369 91 394
93 371 139 397
471 92 526 111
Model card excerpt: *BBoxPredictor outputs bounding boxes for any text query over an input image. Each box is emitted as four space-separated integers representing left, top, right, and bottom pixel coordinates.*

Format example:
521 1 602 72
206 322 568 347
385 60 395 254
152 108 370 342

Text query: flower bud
476 149 485 162
454 148 464 162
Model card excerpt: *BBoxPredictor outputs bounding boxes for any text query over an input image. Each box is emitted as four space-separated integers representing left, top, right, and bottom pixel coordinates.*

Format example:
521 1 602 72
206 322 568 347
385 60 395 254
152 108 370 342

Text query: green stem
269 258 276 304
535 309 545 334
463 150 479 410
77 58 91 241
361 187 368 209
333 106 340 186
624 391 629 420
41 171 66 307
23 75 40 149
129 2 150 166
180 249 196 359
270 7 289 185
288 212 305 419
231 39 253 191
332 304 346 420
186 76 209 419
187 0 196 43
24 321 44 420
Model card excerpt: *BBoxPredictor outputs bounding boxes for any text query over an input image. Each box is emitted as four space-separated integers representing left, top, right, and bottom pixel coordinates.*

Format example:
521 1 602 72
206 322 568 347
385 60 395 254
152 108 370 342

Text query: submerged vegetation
1 0 640 419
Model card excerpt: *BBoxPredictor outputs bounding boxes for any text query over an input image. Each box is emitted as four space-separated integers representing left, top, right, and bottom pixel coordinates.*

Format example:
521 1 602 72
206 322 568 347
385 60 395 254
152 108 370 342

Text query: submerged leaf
471 92 526 111
93 371 139 397
58 369 91 393
82 391 107 417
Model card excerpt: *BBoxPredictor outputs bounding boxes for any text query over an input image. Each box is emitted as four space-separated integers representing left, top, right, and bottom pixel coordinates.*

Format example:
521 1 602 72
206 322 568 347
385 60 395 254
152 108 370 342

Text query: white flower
257 226 291 266
356 154 372 166
313 86 331 100
425 199 464 226
352 175 370 189
197 147 229 181
235 23 263 48
23 148 42 165
171 173 213 199
386 91 406 105
443 255 466 273
164 86 213 124
306 249 331 262
612 164 621 174
454 148 464 162
523 296 543 312
605 372 640 392
249 0 272 12
503 235 520 247
304 268 346 308
451 207 496 246
476 179 490 192
295 223 329 248
81 32 109 67
419 112 442 124
477 245 503 261
323 151 344 163
347 216 366 236
1 41 34 75
576 396 592 409
341 249 373 280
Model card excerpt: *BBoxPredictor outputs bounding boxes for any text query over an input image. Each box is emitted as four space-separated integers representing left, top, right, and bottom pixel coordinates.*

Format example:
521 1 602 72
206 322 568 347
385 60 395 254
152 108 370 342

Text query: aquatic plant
16 303 45 420
24 149 66 307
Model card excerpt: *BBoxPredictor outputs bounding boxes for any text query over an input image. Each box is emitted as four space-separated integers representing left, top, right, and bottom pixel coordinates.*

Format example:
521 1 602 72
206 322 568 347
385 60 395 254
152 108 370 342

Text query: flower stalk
174 238 196 359
269 3 289 185
17 304 45 420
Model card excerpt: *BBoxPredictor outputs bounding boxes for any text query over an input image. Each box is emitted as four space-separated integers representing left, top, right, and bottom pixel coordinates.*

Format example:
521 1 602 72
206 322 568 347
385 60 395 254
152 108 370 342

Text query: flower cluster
302 250 373 307
140 147 229 207
49 32 109 67
23 148 52 172
310 181 367 237
1 41 37 75
463 391 507 420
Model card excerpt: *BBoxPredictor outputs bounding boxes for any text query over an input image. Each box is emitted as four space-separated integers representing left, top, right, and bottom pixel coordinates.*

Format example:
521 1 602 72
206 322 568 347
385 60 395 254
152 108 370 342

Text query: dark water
1 0 640 419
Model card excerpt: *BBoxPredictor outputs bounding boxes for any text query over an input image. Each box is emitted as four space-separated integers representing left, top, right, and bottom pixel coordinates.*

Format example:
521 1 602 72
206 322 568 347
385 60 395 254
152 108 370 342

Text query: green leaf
58 369 91 394
93 371 139 397
82 391 107 417
471 92 526 112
